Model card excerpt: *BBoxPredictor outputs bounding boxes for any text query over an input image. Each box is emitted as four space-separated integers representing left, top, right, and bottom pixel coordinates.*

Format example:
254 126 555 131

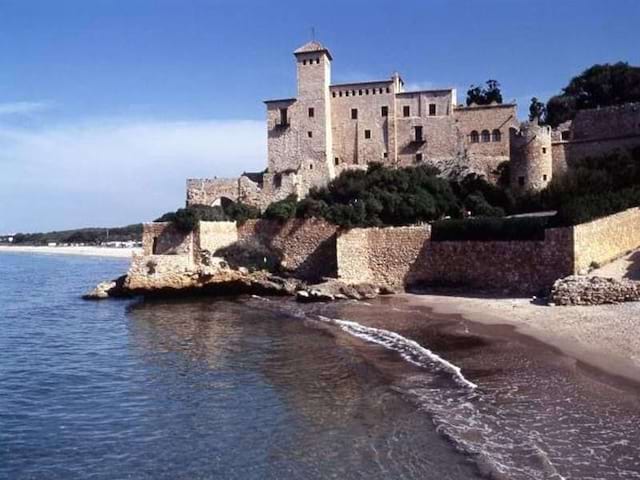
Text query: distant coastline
0 245 141 258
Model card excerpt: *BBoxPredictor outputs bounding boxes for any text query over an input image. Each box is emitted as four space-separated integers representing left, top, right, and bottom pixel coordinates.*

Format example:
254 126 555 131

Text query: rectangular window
359 89 363 96
403 106 410 117
415 153 423 163
332 92 336 98
414 126 423 142
307 131 312 138
542 147 547 154
308 107 314 118
335 157 340 165
383 152 388 158
364 129 371 139
279 108 288 125
351 108 358 120
429 104 436 116
543 174 548 181
381 106 388 117
386 87 390 93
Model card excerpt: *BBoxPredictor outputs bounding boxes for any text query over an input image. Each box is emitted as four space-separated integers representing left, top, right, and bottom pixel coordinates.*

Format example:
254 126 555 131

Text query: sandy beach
407 293 640 384
0 245 141 258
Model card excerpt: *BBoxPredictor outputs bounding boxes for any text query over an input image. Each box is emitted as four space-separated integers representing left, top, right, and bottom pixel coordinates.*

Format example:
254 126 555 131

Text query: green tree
528 97 546 122
466 80 503 106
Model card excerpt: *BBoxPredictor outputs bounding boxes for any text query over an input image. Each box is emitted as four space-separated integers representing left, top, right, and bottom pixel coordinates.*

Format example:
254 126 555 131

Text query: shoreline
404 293 640 385
0 245 141 258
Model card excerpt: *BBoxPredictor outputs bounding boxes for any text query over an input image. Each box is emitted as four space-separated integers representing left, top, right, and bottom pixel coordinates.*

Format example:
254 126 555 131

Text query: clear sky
1 0 639 233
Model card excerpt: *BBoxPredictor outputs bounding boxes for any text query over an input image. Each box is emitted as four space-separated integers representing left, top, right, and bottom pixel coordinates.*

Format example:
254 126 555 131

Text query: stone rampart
125 253 194 290
198 221 238 254
337 226 431 287
573 207 640 274
142 223 193 256
238 218 339 280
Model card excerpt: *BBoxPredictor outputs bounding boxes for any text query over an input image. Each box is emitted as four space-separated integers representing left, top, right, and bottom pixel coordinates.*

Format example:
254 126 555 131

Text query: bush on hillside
155 201 260 232
263 195 298 222
553 187 640 226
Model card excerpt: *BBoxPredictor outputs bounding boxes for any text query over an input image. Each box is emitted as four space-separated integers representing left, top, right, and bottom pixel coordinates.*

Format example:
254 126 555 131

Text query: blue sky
1 0 639 233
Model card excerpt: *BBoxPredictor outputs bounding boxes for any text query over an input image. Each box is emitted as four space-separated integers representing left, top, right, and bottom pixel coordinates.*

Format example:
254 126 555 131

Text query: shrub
432 216 550 242
553 187 640 226
263 195 298 222
213 239 280 272
155 202 259 231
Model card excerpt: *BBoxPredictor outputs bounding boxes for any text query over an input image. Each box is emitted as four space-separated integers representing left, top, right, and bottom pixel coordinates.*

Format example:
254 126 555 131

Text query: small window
335 157 340 165
481 130 491 142
381 106 388 117
542 147 547 154
307 131 313 138
379 88 383 94
351 108 358 120
345 91 349 97
332 92 336 98
365 89 369 94
414 126 423 142
386 87 390 93
152 237 159 255
429 104 436 116
302 60 306 65
470 130 479 143
279 108 288 126
316 58 320 64
383 152 388 158
364 129 371 139
415 153 423 163
372 89 376 95
518 176 525 187
359 89 363 96
492 129 502 142
403 106 410 117
309 163 313 169
339 91 343 97
543 174 548 181
308 107 314 118
561 131 570 140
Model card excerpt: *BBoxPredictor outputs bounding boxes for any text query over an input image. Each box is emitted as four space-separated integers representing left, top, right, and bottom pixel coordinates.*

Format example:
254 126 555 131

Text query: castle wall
330 81 394 169
142 222 194 256
453 104 518 177
335 224 574 294
573 207 640 274
238 218 339 280
198 221 238 254
186 178 241 206
551 103 640 174
337 226 431 287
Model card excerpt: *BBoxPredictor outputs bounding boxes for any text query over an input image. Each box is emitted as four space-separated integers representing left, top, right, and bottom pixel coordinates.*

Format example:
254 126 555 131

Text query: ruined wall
142 223 193 256
238 218 339 280
551 103 640 174
337 226 431 287
573 207 640 274
198 221 238 254
125 253 193 290
186 178 241 206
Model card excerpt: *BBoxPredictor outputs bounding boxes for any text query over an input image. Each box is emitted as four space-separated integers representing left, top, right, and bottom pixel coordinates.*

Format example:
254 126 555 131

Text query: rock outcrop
549 275 640 306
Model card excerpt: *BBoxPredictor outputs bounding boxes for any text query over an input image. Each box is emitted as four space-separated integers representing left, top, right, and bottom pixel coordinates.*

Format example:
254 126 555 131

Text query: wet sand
0 245 141 258
405 293 640 384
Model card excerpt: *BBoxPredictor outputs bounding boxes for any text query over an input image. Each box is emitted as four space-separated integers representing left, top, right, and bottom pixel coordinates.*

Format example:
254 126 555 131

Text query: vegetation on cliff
155 202 259 232
541 62 640 127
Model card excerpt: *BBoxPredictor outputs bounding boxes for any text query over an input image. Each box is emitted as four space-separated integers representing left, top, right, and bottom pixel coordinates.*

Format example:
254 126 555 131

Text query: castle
186 41 640 210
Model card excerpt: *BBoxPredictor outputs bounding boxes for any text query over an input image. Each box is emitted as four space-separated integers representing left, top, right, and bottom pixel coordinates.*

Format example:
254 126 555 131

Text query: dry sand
0 245 141 258
406 293 640 384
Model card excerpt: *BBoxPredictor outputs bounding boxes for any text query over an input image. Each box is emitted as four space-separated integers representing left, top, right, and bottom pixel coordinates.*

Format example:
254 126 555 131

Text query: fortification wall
337 226 431 287
420 228 574 293
551 103 640 174
238 218 339 280
573 207 640 273
198 221 238 254
125 253 193 290
142 223 193 256
186 178 241 206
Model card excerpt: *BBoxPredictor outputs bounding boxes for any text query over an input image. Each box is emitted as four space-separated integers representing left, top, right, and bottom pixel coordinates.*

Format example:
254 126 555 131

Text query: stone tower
292 41 335 192
509 121 553 193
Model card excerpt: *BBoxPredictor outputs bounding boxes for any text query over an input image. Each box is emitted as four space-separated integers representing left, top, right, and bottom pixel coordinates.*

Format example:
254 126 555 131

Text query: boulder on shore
549 275 640 306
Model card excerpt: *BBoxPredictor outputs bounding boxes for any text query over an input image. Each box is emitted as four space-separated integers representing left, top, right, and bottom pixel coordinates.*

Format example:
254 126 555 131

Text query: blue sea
2 251 640 479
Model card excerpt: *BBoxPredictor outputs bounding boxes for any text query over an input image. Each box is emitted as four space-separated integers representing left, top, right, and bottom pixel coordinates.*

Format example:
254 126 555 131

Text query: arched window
481 130 491 142
470 130 479 143
492 129 502 142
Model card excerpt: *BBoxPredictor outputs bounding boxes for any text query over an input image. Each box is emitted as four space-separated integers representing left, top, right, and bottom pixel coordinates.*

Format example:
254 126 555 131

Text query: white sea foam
317 316 478 389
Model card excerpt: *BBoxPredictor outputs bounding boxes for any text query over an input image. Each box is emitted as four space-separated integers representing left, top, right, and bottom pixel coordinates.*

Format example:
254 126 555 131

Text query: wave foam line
319 316 477 389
